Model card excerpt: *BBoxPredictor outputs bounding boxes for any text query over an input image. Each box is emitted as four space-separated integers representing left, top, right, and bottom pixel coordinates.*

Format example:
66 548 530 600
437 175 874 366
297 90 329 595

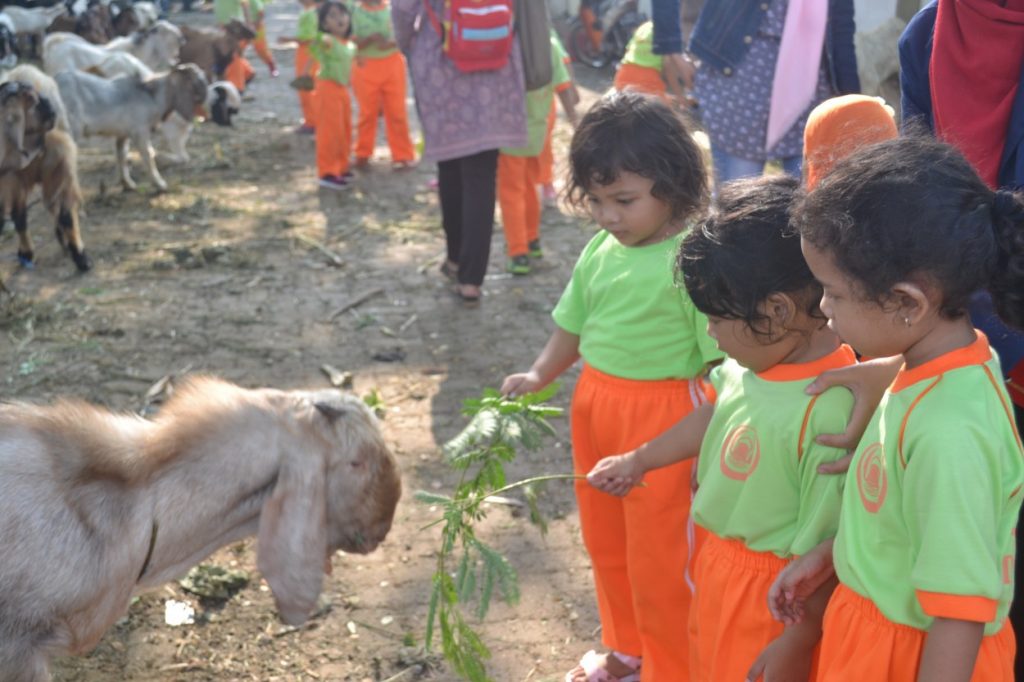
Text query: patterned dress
694 0 834 162
391 0 527 163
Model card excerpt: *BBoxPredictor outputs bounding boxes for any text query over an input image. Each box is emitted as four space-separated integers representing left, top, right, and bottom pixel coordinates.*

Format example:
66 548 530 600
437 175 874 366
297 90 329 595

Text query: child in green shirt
777 136 1024 681
588 174 854 682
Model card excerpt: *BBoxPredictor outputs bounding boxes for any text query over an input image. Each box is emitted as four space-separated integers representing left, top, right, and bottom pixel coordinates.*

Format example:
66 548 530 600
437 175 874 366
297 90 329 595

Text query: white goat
1 5 67 57
0 376 402 682
57 63 207 191
43 20 182 75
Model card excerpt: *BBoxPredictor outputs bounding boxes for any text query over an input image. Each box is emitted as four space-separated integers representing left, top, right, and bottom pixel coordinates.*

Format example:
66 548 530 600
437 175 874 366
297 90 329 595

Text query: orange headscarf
803 95 898 189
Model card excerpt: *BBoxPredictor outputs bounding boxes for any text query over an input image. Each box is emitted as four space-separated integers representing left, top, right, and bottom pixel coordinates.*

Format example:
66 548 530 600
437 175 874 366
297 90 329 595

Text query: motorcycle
567 0 646 69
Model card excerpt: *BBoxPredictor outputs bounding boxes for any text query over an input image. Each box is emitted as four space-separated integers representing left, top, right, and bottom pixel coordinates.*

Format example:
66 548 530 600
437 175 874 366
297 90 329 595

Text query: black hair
318 0 351 36
678 175 821 339
567 90 707 222
793 135 1024 331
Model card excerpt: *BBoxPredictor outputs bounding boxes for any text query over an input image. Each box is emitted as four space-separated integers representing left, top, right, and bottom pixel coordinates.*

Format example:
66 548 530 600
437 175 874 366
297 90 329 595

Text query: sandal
452 283 480 307
565 650 641 682
439 260 458 281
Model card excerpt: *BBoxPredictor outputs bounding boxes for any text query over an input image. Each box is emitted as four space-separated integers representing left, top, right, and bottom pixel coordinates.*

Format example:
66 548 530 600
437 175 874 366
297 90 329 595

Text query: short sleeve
903 426 1002 622
687 300 725 367
791 386 853 556
552 261 587 335
550 36 571 90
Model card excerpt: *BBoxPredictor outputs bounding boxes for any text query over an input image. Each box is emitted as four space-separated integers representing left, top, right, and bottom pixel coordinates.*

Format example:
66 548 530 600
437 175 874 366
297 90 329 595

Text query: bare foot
566 651 640 681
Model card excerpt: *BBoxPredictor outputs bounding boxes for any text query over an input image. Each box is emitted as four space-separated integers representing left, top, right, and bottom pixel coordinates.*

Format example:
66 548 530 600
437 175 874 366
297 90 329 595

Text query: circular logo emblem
720 425 760 481
856 443 888 513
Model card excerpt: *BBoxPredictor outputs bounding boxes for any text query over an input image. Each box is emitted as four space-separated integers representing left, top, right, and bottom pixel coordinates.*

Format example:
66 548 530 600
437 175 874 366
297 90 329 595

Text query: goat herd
0 0 252 277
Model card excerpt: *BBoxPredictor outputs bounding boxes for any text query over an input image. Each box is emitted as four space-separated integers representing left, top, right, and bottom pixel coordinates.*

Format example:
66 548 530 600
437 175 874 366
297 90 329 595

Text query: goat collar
137 520 159 582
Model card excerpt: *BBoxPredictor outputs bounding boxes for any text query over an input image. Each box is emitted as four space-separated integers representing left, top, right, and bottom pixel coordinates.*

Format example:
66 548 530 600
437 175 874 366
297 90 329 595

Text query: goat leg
13 200 33 268
134 133 167 193
0 641 49 682
115 137 136 191
57 205 90 272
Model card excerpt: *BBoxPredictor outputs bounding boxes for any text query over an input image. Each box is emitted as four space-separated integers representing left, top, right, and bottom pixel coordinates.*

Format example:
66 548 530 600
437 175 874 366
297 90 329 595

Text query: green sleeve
791 386 853 556
903 426 1003 611
550 34 570 88
687 300 724 366
551 257 587 335
309 33 325 62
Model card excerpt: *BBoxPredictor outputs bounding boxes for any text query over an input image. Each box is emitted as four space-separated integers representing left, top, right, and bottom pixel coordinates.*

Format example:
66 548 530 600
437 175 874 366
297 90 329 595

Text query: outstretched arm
500 327 580 398
806 356 901 474
587 403 714 495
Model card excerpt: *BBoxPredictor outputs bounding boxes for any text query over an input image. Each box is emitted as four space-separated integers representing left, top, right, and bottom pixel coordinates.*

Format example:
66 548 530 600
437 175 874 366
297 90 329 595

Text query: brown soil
1 6 616 681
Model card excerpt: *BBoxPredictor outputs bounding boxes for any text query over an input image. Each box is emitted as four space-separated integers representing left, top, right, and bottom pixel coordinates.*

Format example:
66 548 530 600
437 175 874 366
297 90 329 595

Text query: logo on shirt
720 425 760 481
856 443 888 513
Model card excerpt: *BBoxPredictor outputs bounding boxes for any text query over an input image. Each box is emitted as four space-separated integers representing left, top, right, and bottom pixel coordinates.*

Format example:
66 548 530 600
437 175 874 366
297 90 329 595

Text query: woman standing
391 0 526 305
688 0 859 186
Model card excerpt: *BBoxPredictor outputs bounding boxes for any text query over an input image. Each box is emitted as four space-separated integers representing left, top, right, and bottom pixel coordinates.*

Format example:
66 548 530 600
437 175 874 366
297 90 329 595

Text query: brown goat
0 376 402 682
0 129 90 272
179 20 256 82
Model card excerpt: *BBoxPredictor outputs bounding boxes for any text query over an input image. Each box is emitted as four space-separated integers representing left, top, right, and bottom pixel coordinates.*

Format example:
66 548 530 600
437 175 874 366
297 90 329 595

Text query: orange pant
250 25 275 70
351 51 415 162
614 63 667 98
537 102 556 186
497 153 541 258
224 53 255 93
296 43 318 128
572 364 710 682
689 533 815 681
817 584 1016 681
315 79 352 178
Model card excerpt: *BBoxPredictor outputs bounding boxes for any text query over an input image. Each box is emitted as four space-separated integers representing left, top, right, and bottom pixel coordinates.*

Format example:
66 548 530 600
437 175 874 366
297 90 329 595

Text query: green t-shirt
692 346 855 557
551 230 723 380
622 21 661 71
834 334 1024 635
501 30 571 157
214 0 246 24
297 7 318 41
248 0 263 17
311 33 355 84
350 1 397 59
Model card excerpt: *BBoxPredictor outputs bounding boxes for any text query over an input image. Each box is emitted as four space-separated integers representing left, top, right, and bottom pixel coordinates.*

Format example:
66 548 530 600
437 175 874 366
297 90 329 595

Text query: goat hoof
17 251 34 269
72 250 92 273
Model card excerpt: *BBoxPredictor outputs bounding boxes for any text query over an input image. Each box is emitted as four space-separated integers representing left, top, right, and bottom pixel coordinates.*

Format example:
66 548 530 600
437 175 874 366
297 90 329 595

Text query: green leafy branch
416 385 574 681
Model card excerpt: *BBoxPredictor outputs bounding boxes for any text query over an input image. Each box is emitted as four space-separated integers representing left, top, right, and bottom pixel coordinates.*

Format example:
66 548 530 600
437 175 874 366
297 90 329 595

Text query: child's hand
587 453 643 496
767 540 835 626
744 629 817 682
500 371 543 398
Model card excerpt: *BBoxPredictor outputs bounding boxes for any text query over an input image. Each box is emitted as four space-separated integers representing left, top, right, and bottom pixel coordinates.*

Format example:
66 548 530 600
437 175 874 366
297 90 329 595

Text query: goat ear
256 445 328 626
314 401 347 421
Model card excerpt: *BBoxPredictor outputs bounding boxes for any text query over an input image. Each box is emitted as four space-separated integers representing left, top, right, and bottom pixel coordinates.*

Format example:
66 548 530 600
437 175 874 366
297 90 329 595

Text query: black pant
437 149 498 287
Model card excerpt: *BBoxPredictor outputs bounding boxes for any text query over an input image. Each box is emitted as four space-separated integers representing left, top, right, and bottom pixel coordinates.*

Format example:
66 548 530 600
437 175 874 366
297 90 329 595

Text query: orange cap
803 94 898 189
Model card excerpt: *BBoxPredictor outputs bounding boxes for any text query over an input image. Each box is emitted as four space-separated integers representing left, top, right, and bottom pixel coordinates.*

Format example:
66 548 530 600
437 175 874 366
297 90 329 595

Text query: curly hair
566 90 707 222
793 135 1024 330
678 175 822 339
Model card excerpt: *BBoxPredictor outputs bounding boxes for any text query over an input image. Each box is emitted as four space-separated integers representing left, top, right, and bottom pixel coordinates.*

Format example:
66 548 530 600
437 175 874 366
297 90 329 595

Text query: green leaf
414 490 455 505
523 483 548 537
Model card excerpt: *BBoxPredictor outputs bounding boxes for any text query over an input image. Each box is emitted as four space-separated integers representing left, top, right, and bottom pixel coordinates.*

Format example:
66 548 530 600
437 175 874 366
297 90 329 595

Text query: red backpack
424 0 515 73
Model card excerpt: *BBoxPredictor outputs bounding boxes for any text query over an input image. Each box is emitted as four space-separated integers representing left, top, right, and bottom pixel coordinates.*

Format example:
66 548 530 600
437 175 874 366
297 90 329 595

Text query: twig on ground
295 233 344 267
329 288 384 320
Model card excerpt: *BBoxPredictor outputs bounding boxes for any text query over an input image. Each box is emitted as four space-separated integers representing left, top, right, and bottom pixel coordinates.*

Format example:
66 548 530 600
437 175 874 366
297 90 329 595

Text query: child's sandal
564 650 641 682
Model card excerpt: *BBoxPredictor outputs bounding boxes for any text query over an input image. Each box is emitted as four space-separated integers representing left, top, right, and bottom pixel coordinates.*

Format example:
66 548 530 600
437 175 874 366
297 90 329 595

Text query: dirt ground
0 6 618 681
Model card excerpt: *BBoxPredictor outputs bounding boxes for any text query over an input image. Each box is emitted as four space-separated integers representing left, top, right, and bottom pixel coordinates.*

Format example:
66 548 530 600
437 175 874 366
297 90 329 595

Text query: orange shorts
817 584 1016 681
688 533 814 681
